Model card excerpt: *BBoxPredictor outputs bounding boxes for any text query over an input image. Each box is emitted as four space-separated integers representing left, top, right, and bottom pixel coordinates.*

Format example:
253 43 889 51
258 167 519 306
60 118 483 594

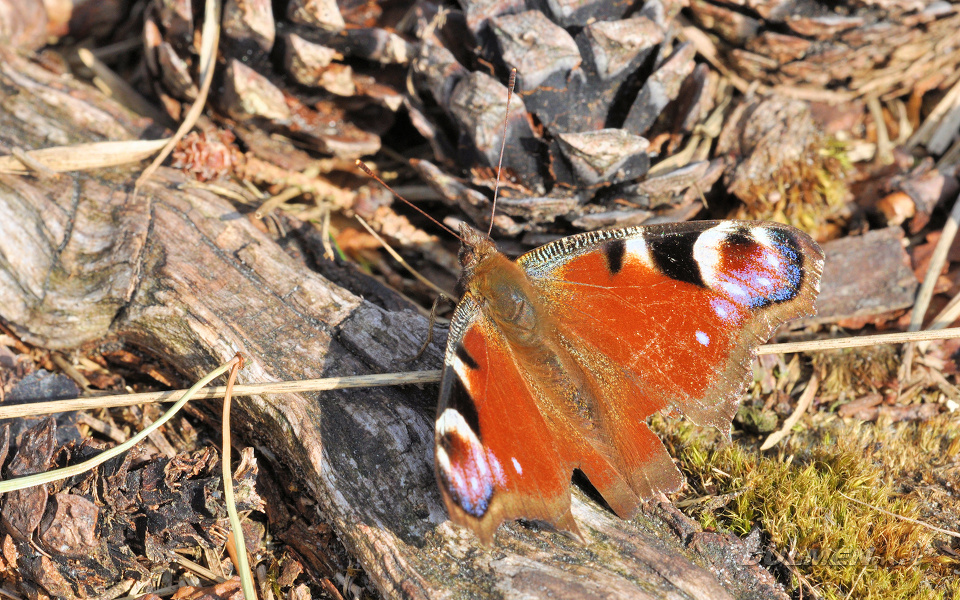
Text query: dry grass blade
760 372 819 451
355 215 455 298
248 157 355 209
321 206 334 260
867 96 894 165
8 329 960 419
938 137 960 170
76 413 127 443
0 357 238 493
90 37 142 61
902 193 960 378
181 181 257 204
10 148 58 178
254 185 305 219
758 327 960 355
909 193 960 332
170 553 225 583
907 76 960 150
0 139 170 174
928 291 960 331
76 47 173 126
676 20 748 94
136 0 221 189
838 491 960 539
220 355 257 600
0 370 443 419
51 353 92 391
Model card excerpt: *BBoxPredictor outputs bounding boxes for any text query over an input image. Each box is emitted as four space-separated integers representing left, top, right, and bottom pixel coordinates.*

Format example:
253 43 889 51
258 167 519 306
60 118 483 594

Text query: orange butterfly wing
436 220 823 543
436 295 659 543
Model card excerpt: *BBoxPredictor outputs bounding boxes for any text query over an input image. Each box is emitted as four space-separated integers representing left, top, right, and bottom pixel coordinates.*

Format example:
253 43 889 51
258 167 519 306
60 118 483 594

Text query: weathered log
0 51 793 599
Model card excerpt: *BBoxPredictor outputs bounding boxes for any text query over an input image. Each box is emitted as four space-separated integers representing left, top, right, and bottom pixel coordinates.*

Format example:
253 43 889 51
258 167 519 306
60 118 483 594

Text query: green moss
653 414 960 599
733 137 848 236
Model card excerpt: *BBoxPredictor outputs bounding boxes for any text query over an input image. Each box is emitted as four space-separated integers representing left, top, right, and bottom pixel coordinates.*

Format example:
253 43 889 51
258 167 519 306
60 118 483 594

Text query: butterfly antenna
488 68 517 237
355 160 464 243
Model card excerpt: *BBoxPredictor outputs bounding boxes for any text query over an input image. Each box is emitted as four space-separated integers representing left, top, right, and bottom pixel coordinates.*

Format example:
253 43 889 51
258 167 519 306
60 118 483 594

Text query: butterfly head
456 223 498 288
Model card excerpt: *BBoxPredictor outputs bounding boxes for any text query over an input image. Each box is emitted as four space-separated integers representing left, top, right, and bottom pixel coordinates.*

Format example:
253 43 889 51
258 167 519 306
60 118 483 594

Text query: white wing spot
491 454 507 486
451 353 469 382
719 281 747 298
436 407 473 437
751 227 776 249
436 444 452 475
512 457 523 475
693 222 738 288
625 236 653 268
696 331 710 346
711 297 740 323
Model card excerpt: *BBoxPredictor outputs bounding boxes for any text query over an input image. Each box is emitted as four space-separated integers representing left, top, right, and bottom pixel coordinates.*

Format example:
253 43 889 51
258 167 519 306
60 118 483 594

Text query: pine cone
407 0 726 235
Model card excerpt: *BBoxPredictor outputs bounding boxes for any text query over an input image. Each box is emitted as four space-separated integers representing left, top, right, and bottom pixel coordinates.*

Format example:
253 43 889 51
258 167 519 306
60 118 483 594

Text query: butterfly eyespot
692 223 809 309
436 408 505 518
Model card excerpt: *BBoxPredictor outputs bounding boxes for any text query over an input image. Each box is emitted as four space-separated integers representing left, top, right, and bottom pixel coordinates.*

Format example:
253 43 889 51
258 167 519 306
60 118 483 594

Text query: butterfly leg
398 294 451 365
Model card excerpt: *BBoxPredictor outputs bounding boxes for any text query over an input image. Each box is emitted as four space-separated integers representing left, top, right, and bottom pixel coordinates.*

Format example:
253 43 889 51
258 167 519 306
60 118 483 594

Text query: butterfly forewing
518 220 823 430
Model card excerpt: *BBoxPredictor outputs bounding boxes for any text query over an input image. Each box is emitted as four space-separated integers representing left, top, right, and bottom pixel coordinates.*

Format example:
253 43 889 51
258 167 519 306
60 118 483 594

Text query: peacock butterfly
435 219 824 544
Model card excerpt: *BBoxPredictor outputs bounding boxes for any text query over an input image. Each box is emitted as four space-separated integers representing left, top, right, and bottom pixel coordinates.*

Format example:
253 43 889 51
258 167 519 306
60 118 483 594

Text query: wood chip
808 227 918 325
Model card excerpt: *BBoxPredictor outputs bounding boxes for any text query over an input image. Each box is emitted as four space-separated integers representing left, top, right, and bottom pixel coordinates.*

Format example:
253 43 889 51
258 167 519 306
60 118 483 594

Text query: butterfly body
435 221 823 544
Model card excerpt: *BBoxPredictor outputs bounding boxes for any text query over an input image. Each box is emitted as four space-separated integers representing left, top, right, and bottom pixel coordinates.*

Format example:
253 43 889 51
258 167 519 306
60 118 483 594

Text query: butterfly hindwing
435 295 578 545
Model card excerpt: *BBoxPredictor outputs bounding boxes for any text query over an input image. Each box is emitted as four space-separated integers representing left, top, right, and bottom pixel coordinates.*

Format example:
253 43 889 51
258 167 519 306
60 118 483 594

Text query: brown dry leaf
335 228 380 253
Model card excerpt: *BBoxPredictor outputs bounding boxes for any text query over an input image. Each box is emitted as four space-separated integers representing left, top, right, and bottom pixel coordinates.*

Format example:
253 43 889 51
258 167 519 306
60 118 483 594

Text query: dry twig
838 491 960 539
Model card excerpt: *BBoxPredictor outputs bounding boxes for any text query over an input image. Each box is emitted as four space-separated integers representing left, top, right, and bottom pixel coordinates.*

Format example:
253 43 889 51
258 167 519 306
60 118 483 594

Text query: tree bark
0 51 789 599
